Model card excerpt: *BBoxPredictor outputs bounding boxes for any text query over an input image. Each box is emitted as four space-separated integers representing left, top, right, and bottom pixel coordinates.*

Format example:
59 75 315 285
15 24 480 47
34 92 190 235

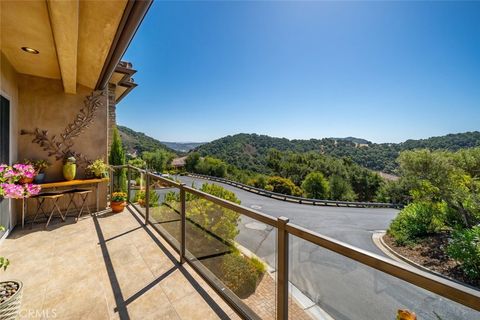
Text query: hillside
193 131 480 174
161 141 205 152
117 125 176 155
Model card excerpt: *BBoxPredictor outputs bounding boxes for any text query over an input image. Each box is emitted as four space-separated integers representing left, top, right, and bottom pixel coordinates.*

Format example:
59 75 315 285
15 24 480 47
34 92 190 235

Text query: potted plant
110 192 127 213
32 160 49 184
86 159 110 178
0 225 23 320
134 189 159 208
0 164 41 199
12 163 36 184
63 156 76 181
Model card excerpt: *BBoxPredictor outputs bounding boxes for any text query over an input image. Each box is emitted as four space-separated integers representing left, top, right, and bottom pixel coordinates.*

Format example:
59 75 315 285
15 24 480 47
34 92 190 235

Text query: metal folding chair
64 189 93 221
31 192 66 228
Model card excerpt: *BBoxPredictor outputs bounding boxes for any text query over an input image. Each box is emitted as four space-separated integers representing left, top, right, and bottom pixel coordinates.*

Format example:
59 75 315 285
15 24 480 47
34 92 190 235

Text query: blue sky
119 1 480 143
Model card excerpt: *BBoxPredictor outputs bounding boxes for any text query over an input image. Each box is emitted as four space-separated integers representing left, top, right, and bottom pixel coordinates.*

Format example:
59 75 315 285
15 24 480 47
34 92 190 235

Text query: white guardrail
187 173 403 209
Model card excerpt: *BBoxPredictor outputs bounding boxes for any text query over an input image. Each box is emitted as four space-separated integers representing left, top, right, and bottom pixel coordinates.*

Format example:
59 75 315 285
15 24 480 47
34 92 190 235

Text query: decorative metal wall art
21 90 106 165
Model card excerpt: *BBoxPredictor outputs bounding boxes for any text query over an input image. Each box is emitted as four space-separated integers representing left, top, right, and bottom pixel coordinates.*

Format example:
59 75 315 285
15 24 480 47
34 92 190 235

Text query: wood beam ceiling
47 0 79 94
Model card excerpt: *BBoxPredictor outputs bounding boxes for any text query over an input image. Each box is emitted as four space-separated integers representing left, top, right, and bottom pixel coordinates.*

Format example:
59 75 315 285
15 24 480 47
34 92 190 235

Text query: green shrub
302 172 330 199
266 176 302 196
195 157 227 177
142 149 173 173
109 128 127 192
375 179 412 204
329 175 356 201
249 175 267 189
447 226 480 280
220 253 265 298
134 189 160 207
135 177 140 186
388 202 445 245
249 256 267 275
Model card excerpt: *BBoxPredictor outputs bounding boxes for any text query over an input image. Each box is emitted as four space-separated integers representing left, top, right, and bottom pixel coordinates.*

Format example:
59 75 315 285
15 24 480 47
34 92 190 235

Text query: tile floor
0 207 241 319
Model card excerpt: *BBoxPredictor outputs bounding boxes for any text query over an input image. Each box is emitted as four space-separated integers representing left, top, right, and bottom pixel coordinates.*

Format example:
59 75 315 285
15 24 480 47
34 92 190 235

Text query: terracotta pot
111 201 126 213
18 177 33 184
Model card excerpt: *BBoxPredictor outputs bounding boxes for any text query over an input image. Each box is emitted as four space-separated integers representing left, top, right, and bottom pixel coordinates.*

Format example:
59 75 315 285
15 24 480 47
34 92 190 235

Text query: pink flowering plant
0 163 41 199
13 163 36 179
0 164 18 183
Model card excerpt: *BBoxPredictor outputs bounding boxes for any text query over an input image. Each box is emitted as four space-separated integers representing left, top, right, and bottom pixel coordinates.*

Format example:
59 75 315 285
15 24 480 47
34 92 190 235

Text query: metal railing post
127 165 131 203
276 216 289 320
109 167 114 200
145 170 150 225
180 185 186 264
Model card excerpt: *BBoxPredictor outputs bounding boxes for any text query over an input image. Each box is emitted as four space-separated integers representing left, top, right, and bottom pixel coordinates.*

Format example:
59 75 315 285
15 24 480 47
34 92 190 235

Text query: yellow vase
63 163 76 181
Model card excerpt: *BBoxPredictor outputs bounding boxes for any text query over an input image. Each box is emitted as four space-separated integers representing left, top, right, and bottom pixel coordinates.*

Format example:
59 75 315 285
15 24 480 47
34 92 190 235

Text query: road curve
175 175 478 320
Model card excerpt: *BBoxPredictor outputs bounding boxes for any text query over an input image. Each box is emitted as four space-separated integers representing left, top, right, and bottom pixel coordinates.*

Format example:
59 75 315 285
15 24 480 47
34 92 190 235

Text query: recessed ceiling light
21 47 39 54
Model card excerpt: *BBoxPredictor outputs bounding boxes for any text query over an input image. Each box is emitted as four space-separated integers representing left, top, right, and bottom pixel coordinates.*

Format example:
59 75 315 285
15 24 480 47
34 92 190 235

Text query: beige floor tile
126 281 180 320
160 269 197 303
42 275 108 319
1 208 240 320
171 291 222 320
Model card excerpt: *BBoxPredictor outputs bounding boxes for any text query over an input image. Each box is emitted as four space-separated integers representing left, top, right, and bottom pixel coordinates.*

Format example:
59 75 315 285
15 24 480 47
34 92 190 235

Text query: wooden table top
40 178 109 189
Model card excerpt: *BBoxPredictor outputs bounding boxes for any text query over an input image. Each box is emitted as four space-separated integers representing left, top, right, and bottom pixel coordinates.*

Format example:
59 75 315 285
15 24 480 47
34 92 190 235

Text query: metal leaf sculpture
21 90 106 165
60 91 104 147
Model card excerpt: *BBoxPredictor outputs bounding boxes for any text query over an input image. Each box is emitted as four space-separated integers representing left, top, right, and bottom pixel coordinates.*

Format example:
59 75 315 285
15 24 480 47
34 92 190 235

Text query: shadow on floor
93 207 231 320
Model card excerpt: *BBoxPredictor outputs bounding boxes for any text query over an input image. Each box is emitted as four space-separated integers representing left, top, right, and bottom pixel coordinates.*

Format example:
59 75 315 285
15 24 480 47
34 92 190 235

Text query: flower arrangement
110 192 127 213
0 164 41 199
0 165 18 183
13 164 36 179
0 183 41 199
111 192 127 202
87 159 110 178
32 160 50 173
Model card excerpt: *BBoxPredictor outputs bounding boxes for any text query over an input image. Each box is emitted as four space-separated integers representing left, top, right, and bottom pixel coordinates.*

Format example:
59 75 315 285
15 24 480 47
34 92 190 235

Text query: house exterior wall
107 82 117 155
15 74 109 218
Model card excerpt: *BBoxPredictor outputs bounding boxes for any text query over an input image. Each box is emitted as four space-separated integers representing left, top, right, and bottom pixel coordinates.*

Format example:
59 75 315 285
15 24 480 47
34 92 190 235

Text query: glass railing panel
184 190 277 319
288 234 478 320
147 175 182 250
111 166 127 192
128 167 145 199
128 169 147 216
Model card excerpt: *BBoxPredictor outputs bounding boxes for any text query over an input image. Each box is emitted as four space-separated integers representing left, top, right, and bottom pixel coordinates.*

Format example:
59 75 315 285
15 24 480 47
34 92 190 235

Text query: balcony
0 206 240 319
1 165 479 320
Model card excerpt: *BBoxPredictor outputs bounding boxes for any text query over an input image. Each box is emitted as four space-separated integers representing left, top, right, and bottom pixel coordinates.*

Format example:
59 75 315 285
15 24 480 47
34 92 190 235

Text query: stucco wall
17 74 109 215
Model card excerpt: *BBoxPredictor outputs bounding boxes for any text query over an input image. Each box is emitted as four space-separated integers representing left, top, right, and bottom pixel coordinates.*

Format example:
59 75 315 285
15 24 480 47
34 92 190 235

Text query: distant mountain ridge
193 131 480 174
333 137 371 145
117 125 480 173
117 125 176 155
161 141 205 152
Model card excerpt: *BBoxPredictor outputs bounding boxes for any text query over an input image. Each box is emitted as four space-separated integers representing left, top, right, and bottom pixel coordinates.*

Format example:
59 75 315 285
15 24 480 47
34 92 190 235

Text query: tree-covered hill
193 131 480 174
117 125 176 155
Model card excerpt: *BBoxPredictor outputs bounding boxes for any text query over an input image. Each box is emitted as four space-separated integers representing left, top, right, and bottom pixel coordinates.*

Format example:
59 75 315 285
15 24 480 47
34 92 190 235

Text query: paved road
174 176 478 320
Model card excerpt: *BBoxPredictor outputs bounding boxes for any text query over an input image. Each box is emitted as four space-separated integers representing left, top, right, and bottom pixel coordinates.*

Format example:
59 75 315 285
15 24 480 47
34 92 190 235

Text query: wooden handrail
121 164 480 318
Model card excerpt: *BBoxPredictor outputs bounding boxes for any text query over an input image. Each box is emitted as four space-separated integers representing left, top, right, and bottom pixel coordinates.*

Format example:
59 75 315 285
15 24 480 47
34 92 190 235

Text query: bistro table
21 178 108 228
